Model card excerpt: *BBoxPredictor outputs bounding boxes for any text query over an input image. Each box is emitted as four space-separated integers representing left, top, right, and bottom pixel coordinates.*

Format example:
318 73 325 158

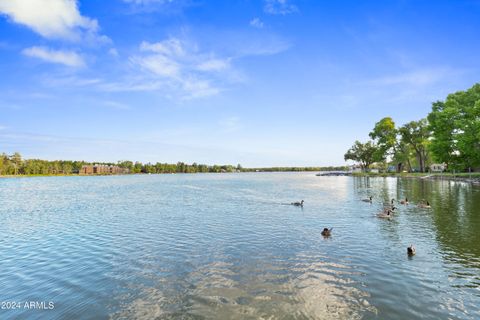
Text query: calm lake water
0 173 479 319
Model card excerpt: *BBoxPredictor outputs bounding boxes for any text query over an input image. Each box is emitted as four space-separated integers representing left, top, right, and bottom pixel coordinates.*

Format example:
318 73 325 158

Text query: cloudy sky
0 0 479 166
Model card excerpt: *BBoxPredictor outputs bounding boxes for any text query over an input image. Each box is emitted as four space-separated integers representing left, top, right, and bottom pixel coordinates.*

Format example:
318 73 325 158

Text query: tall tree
10 152 22 175
369 117 397 160
428 83 480 170
0 153 6 174
399 119 430 172
344 140 378 171
369 117 400 171
392 140 412 172
428 101 456 166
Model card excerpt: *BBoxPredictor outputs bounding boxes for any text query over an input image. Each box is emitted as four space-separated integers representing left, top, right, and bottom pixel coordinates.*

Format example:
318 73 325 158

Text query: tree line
0 154 347 176
344 83 480 173
0 154 246 175
0 153 87 175
118 161 242 174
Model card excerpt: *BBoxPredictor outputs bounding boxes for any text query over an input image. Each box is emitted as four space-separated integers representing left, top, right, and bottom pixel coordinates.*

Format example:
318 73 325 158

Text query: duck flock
290 196 432 256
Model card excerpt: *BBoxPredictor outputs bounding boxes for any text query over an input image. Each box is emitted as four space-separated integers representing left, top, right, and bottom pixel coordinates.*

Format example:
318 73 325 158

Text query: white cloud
181 78 219 98
0 0 106 42
140 39 185 56
108 48 119 57
366 68 456 87
127 38 229 99
196 58 230 72
100 32 289 100
22 46 85 67
250 18 264 28
264 0 298 15
132 54 180 77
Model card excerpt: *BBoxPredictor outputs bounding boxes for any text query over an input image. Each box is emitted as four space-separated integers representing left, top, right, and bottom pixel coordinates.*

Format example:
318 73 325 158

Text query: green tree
398 119 430 172
392 140 413 172
369 117 398 164
0 153 7 174
61 162 73 174
10 152 22 175
344 140 378 171
133 161 143 173
428 83 480 170
117 160 134 173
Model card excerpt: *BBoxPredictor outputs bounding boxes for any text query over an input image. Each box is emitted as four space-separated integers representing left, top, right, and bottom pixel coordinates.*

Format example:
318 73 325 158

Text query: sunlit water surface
1 173 479 319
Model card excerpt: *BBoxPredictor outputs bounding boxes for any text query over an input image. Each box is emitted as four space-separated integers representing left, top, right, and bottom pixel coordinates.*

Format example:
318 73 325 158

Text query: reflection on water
0 174 479 319
113 257 375 320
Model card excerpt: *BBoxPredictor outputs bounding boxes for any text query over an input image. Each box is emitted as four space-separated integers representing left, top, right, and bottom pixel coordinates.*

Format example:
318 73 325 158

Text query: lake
0 173 479 319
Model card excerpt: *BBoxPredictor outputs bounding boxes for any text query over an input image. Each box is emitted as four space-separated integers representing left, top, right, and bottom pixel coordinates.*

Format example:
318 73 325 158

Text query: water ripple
0 174 479 319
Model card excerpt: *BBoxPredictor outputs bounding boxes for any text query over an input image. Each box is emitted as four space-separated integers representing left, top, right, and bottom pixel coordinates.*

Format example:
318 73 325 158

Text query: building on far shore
79 164 129 175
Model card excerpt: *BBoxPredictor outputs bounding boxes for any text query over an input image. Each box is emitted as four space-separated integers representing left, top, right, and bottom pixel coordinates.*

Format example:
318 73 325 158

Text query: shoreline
1 171 480 184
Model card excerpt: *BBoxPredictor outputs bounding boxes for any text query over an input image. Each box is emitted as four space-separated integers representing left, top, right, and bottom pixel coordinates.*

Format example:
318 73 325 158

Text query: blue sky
0 0 479 167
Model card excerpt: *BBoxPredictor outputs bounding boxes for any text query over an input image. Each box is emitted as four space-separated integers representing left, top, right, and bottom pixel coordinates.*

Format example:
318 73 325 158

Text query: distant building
79 164 129 175
430 163 446 173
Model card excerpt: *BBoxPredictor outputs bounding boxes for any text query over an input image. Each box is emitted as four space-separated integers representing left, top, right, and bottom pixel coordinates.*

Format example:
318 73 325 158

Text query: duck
362 196 373 203
407 244 416 256
321 228 332 237
291 200 304 207
399 198 409 205
377 209 393 219
386 206 397 212
417 200 431 209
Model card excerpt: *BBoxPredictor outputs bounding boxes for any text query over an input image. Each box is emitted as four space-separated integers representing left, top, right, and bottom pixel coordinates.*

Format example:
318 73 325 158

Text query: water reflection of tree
352 177 398 203
429 182 480 259
356 177 480 264
398 179 480 265
352 176 372 191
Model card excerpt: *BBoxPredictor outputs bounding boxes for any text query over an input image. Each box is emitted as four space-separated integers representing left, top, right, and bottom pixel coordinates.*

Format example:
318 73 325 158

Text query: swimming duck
407 245 416 256
399 198 409 205
384 206 397 212
417 200 431 209
291 200 304 207
377 209 393 218
362 196 373 203
321 228 332 237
